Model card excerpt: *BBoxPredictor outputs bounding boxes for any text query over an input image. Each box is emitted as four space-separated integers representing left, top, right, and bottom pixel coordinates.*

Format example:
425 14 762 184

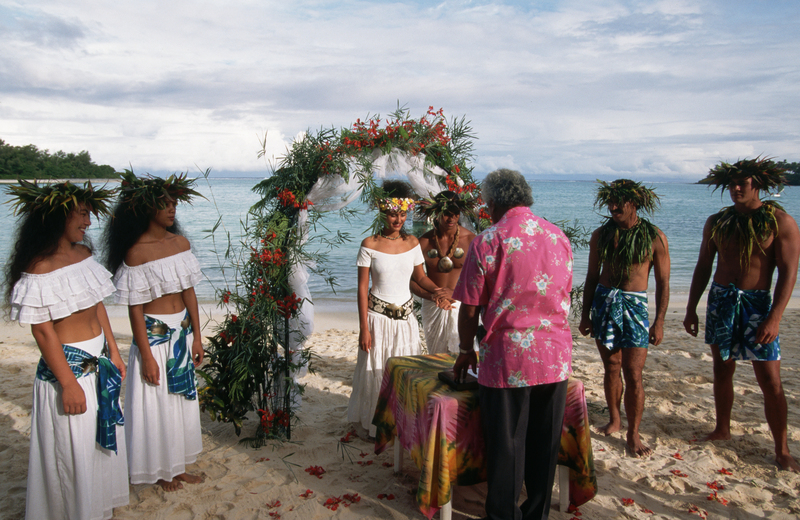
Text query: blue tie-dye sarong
590 284 649 350
705 282 780 361
35 342 125 453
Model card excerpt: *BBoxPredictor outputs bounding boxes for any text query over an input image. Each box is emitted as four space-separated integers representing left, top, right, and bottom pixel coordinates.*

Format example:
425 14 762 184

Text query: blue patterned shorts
590 284 649 350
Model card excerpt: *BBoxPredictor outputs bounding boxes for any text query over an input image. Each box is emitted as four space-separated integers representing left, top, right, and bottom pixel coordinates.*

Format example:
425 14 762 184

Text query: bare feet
626 439 652 458
175 472 204 485
775 455 800 473
700 428 732 442
596 421 621 436
157 478 183 491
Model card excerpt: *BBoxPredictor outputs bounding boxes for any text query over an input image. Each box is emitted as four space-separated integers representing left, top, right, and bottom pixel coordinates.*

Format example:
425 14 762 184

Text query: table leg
440 499 452 520
393 436 404 474
558 465 569 511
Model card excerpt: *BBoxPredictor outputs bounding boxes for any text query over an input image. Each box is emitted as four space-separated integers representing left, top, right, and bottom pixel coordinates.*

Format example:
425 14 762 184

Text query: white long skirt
125 311 202 484
421 298 461 355
347 310 421 437
26 334 129 520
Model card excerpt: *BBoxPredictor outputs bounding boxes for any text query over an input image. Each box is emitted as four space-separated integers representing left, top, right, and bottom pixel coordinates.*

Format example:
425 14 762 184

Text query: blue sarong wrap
705 282 780 361
590 284 649 350
35 342 124 453
140 311 197 400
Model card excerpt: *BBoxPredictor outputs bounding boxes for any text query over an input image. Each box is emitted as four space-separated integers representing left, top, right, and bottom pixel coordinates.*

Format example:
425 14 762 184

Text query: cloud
1 0 798 178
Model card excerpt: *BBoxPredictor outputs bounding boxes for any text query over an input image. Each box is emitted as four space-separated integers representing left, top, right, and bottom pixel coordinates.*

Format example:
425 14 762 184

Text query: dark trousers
479 380 569 520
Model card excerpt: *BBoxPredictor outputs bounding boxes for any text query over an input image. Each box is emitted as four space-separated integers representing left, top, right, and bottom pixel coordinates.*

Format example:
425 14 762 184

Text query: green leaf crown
703 156 786 195
415 190 481 222
117 169 204 213
5 179 115 217
594 179 660 214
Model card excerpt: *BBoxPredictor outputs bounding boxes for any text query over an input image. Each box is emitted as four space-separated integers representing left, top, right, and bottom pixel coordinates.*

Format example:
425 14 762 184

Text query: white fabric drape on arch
286 149 448 382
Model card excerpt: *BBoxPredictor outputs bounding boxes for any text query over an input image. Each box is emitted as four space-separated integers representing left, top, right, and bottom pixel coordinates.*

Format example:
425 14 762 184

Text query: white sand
0 303 798 519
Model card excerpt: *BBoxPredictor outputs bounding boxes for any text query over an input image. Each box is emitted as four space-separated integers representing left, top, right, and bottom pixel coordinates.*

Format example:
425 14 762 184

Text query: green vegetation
0 139 116 180
698 160 800 186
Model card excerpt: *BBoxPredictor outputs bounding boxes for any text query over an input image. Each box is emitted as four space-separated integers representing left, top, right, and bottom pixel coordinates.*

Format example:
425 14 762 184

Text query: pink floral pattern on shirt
452 206 573 388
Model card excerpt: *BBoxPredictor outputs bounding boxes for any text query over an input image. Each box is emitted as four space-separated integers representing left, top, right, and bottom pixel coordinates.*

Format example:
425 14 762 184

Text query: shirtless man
579 179 670 458
683 158 800 472
411 190 477 354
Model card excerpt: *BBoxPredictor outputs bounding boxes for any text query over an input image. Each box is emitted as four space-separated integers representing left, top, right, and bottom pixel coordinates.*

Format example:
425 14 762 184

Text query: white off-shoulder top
357 245 424 305
113 249 202 305
10 256 115 324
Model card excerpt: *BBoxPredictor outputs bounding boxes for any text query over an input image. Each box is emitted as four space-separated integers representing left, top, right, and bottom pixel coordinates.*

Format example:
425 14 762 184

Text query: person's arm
756 211 800 343
96 302 126 380
453 304 480 381
649 230 671 346
357 265 371 352
683 216 717 336
411 264 445 300
578 229 601 336
129 304 161 385
31 321 86 414
181 286 204 365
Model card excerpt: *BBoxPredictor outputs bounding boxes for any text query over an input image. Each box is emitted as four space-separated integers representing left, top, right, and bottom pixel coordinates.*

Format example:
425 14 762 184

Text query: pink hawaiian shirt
452 206 573 388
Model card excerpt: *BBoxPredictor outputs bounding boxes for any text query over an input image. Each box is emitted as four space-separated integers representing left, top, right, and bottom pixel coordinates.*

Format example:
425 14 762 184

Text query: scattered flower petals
268 512 280 519
717 467 733 475
357 460 374 466
621 498 635 506
266 499 281 508
255 457 270 462
706 480 724 491
566 504 580 513
299 489 313 498
670 469 688 478
343 493 361 504
324 497 342 511
359 452 368 458
640 507 654 514
597 448 606 452
707 491 729 505
377 493 396 500
305 465 325 478
382 462 394 468
688 505 708 518
673 452 684 460
340 430 356 443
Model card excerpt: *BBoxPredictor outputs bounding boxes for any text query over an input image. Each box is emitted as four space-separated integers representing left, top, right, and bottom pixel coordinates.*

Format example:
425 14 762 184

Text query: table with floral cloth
373 353 597 519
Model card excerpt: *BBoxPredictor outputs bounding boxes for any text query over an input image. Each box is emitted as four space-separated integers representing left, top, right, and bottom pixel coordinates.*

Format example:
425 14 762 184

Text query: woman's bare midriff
51 306 103 344
143 292 186 315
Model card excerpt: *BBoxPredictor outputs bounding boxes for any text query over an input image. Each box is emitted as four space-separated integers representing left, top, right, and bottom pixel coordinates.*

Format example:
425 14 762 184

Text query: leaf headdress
702 156 786 195
117 169 204 214
415 190 480 221
594 179 660 214
6 179 115 218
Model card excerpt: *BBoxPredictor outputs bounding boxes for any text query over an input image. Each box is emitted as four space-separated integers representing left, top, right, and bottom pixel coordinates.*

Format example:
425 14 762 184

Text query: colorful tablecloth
373 353 597 519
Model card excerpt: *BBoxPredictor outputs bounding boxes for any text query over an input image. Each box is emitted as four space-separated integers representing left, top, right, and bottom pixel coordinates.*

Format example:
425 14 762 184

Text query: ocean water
2 177 799 311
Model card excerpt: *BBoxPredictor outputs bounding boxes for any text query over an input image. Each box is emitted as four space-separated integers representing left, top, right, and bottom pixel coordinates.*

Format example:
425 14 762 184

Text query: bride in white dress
347 180 445 437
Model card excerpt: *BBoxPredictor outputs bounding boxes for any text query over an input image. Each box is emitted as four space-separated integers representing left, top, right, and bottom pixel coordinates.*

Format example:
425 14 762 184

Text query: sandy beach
1 302 798 519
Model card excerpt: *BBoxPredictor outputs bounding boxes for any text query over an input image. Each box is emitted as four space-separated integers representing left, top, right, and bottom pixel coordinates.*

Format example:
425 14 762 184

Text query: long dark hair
4 209 76 307
376 179 415 239
102 201 183 274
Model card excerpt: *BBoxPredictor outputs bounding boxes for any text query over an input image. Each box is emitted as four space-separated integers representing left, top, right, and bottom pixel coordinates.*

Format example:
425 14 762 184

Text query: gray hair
481 169 533 209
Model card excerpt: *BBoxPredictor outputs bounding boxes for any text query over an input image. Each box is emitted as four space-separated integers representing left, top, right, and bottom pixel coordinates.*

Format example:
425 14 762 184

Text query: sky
1 0 799 181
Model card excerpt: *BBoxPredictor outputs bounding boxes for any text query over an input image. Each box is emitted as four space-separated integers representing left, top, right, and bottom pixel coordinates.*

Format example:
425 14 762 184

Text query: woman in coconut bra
5 181 128 520
347 180 445 438
103 171 205 491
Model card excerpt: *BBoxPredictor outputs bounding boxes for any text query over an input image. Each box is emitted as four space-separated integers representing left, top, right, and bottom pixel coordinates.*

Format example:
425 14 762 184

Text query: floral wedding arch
198 106 484 444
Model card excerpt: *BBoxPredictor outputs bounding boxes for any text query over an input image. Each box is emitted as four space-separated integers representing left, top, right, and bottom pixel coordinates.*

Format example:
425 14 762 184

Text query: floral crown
415 190 480 221
117 169 204 213
703 156 786 194
6 179 115 218
377 197 416 213
594 179 660 214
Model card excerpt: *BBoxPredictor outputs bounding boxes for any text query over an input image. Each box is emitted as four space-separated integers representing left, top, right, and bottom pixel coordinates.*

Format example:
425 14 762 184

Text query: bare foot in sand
596 421 621 436
626 438 652 458
701 428 731 442
157 478 183 491
776 455 800 473
175 472 204 485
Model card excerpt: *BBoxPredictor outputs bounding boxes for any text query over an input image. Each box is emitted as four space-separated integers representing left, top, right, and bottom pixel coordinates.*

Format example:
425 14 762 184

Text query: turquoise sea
2 177 799 312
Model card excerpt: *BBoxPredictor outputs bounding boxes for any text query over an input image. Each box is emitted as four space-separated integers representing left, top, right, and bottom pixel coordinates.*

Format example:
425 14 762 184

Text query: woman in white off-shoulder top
347 180 444 438
102 172 205 491
4 181 129 520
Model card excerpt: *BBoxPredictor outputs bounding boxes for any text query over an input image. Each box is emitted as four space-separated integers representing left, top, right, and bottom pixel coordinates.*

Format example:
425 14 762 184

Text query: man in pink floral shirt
453 169 573 520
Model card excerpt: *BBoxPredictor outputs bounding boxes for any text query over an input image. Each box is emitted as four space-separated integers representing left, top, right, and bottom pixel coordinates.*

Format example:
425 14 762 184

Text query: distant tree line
698 159 800 186
0 139 116 180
